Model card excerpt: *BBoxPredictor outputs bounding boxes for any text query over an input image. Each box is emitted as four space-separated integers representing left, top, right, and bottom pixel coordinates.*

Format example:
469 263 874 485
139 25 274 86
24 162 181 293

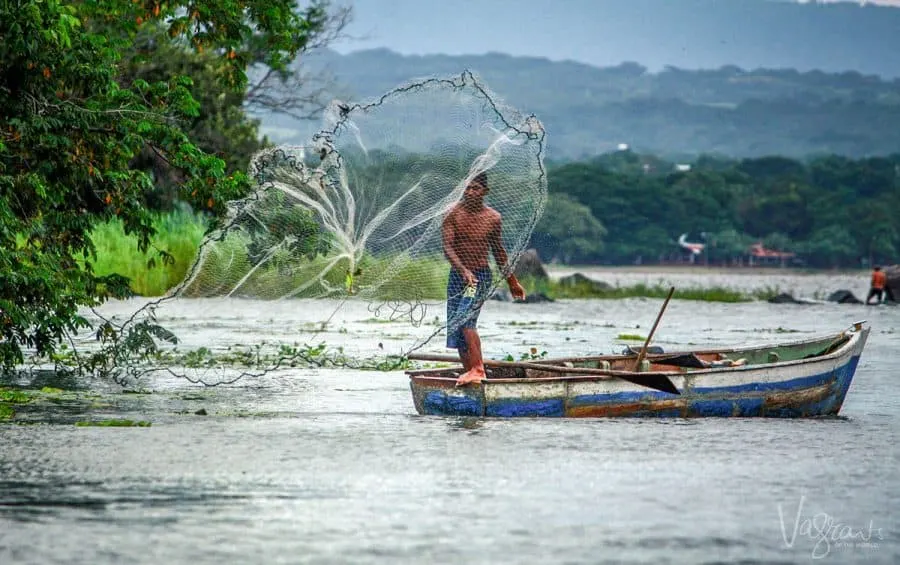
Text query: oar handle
633 286 675 371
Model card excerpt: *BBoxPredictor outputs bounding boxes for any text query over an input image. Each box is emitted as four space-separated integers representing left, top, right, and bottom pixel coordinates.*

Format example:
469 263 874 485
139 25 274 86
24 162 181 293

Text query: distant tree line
532 151 900 268
320 147 899 270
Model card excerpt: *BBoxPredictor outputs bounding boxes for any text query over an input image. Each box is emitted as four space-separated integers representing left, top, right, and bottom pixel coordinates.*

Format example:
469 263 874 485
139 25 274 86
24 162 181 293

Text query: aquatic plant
75 419 151 427
616 334 646 341
521 277 753 303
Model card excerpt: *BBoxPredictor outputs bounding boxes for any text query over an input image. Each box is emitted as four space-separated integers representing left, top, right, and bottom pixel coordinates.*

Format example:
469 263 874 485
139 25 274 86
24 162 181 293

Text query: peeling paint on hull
409 327 868 419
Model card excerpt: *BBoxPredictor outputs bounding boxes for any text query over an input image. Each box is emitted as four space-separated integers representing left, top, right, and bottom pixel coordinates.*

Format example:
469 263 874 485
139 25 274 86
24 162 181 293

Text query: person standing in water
441 172 526 386
867 266 895 304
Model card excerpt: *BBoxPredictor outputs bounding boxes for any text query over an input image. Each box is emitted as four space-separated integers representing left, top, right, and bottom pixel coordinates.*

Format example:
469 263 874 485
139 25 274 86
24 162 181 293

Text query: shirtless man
442 172 526 386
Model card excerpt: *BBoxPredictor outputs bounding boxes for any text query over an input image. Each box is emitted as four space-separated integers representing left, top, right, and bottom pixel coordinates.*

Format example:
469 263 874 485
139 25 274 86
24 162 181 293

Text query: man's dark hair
473 171 488 189
874 266 882 271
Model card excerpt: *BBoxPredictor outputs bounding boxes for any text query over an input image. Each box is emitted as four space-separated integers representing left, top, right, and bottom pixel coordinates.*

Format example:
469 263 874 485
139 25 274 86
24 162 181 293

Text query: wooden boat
406 322 870 418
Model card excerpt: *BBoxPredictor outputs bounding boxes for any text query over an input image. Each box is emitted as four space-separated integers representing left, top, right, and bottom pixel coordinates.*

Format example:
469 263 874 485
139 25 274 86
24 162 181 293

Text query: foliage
75 419 151 427
521 277 753 303
245 190 330 266
0 388 31 404
503 347 548 362
532 193 606 264
797 226 859 269
706 229 756 263
148 342 411 376
76 145 900 304
62 144 900 310
0 0 330 374
541 151 900 268
117 24 270 209
616 334 646 341
183 239 451 300
87 206 209 296
0 386 32 421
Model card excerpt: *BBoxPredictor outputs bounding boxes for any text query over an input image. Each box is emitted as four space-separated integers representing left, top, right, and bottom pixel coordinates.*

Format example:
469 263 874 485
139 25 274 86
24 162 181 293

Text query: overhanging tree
0 0 330 374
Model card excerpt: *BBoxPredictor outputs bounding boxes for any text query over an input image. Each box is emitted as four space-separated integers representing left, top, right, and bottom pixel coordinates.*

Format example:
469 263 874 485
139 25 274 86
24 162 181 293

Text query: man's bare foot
455 367 486 387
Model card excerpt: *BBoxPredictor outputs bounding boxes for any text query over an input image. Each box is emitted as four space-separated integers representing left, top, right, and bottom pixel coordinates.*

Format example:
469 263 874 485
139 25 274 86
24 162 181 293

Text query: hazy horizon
333 0 900 77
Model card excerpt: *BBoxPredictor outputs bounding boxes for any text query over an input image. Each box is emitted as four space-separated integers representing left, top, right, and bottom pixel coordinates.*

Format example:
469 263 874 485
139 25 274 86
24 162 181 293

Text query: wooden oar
632 286 676 372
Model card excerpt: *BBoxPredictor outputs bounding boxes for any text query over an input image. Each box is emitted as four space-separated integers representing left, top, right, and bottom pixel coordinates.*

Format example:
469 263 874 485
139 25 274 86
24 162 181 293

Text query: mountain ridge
256 47 900 160
334 0 900 78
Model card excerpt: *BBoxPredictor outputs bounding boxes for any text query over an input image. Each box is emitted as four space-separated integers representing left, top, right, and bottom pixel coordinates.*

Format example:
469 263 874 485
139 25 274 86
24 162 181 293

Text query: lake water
1 270 898 564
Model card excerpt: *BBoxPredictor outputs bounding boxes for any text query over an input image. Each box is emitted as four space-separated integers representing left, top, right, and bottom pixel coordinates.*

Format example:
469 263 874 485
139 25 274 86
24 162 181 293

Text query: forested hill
262 48 900 160
257 0 900 161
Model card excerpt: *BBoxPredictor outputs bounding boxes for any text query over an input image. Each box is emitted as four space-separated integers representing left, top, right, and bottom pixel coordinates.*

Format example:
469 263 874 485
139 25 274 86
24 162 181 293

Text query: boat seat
621 345 665 355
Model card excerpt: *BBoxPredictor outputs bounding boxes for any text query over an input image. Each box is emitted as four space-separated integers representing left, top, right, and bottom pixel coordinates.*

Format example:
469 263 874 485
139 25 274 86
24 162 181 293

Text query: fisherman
866 266 888 305
441 172 526 386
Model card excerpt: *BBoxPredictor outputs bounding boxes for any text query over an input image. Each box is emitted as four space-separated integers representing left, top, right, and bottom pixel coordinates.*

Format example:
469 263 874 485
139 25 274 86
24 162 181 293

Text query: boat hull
408 327 869 418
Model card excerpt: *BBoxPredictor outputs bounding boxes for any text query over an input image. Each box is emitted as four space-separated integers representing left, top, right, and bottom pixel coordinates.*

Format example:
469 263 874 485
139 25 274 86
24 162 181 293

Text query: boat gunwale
407 327 867 385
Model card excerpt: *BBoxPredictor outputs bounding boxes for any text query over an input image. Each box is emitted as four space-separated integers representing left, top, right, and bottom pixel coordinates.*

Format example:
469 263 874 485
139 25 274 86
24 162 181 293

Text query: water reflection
446 416 484 433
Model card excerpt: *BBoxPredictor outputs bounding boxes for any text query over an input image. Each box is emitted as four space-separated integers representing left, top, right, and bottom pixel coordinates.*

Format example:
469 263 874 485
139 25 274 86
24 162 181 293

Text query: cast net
95 71 546 385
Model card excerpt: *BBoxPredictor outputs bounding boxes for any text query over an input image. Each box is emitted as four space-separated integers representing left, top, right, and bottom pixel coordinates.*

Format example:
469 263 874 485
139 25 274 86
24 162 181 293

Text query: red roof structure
748 242 795 259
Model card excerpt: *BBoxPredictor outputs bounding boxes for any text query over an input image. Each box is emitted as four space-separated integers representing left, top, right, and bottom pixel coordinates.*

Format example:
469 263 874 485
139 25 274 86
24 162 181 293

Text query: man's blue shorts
446 267 493 350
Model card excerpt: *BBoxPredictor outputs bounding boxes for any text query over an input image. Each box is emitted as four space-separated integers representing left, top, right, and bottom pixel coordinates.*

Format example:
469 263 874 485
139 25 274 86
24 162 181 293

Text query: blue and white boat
407 322 869 418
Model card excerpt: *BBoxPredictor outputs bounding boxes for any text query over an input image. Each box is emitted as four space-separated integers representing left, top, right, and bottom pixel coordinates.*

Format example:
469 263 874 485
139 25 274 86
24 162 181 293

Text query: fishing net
82 71 547 385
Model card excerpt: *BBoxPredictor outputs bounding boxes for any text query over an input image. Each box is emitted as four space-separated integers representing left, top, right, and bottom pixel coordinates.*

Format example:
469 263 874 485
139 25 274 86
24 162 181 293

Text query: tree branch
244 3 353 121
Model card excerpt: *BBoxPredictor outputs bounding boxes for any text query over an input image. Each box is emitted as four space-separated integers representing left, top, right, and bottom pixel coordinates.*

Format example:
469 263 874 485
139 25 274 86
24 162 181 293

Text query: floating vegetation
0 388 30 404
75 419 152 427
521 278 766 303
616 334 646 341
503 347 548 362
727 327 808 334
1 387 32 421
148 342 412 373
359 317 403 324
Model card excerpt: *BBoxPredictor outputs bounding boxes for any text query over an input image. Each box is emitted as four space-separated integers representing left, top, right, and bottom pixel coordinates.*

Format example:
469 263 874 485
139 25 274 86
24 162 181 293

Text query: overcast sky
332 0 900 74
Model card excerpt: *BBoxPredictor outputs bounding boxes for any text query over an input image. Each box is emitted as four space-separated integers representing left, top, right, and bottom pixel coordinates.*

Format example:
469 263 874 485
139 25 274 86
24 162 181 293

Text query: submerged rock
557 272 612 292
884 265 899 301
522 292 554 304
490 288 512 302
513 248 549 280
490 289 555 303
621 345 665 355
768 293 825 305
827 289 863 304
768 292 801 304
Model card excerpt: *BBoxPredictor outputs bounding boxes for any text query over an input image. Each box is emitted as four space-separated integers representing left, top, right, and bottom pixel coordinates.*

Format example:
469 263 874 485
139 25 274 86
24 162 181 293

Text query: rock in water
885 265 900 301
514 248 549 280
558 273 612 291
768 293 802 304
827 289 863 304
490 288 512 302
522 292 554 303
